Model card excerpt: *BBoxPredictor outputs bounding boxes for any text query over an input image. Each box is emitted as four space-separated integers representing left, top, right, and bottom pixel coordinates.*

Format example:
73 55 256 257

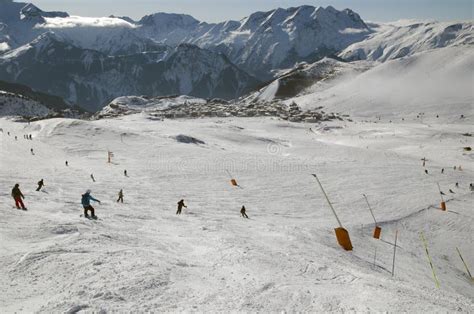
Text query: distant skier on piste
240 205 249 219
12 183 27 210
117 189 124 203
36 179 44 191
176 199 187 215
81 189 100 219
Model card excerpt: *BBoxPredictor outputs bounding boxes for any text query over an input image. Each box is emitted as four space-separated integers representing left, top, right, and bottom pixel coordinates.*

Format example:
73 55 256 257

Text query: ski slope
289 46 474 119
0 113 473 312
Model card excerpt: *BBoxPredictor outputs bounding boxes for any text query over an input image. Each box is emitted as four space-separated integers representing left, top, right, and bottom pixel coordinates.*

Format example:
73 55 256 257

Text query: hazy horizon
22 0 474 23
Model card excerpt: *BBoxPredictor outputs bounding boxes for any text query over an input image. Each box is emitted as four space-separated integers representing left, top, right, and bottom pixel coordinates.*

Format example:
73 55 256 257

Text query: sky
26 0 474 22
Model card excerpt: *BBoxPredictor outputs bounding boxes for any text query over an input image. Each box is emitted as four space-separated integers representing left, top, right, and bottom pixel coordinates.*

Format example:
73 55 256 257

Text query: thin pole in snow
456 247 473 280
392 229 398 277
373 245 377 268
420 232 440 288
363 194 377 225
436 182 444 203
312 173 343 228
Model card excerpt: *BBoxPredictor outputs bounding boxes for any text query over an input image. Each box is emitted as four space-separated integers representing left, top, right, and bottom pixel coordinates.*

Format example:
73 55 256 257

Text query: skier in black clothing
65 161 68 166
240 206 249 219
36 179 44 191
176 199 187 215
90 174 95 182
124 170 128 177
117 189 124 203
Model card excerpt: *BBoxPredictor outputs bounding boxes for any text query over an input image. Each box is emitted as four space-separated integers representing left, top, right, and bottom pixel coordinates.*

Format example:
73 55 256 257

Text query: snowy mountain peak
139 12 201 28
20 2 68 19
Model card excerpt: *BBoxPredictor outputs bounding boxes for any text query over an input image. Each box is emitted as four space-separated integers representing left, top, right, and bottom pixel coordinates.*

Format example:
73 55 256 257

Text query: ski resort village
0 0 473 312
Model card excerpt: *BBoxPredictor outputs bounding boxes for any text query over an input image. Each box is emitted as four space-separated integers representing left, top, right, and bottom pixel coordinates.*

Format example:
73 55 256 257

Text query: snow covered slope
340 21 473 62
0 80 81 118
0 112 473 312
289 46 474 119
246 57 371 102
0 90 50 117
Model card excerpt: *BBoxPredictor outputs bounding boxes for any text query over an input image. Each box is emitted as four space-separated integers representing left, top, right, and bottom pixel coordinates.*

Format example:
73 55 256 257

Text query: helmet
86 189 91 194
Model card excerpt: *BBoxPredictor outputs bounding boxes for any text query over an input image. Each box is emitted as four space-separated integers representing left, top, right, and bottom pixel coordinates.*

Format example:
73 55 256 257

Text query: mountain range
0 0 472 111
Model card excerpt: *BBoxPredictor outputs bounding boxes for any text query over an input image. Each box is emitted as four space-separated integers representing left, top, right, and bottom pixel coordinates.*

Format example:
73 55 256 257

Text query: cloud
36 16 136 29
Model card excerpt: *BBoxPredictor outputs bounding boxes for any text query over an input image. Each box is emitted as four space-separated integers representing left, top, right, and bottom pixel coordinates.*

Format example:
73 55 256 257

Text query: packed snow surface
0 112 473 312
290 46 474 118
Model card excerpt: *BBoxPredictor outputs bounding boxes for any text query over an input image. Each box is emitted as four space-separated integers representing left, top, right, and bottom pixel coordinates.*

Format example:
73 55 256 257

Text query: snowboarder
124 169 128 177
176 199 187 215
81 189 100 219
240 205 249 219
117 189 124 203
36 179 44 191
90 174 95 182
12 184 27 210
65 161 68 166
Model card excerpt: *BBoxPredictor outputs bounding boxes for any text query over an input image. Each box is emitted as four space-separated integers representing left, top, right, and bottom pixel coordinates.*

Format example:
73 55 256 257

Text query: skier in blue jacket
81 189 100 219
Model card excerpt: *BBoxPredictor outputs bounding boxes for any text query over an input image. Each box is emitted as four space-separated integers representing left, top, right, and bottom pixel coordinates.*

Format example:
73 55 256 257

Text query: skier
30 148 34 155
455 182 459 188
124 169 128 177
15 136 17 140
29 134 32 140
117 189 124 203
90 174 95 182
424 169 428 175
12 184 27 210
65 160 68 166
36 179 44 191
240 205 249 219
176 199 187 215
81 189 100 219
470 183 474 191
441 168 444 174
